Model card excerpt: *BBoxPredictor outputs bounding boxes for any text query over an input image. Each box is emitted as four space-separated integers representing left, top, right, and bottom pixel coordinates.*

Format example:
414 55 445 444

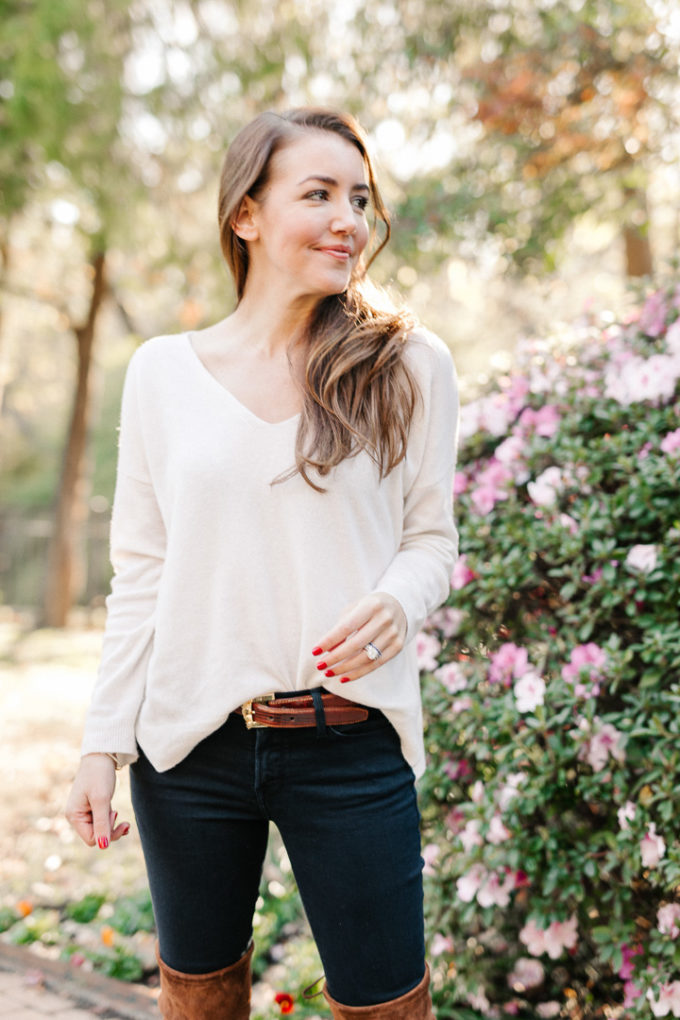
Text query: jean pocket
328 710 393 739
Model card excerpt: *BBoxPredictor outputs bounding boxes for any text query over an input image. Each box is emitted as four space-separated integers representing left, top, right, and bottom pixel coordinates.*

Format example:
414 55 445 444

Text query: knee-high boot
323 965 435 1019
156 942 253 1020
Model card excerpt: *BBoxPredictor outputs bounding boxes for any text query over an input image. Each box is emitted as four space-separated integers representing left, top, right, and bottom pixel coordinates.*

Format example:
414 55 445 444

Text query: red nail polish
325 669 335 677
122 825 130 836
316 662 327 670
340 677 351 684
312 646 323 656
98 836 109 850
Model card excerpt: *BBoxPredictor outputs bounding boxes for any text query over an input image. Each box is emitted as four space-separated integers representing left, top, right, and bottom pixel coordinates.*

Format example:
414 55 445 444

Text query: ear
231 195 259 242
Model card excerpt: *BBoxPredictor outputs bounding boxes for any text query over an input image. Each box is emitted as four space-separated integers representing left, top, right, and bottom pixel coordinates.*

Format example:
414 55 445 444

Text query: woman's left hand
313 592 407 683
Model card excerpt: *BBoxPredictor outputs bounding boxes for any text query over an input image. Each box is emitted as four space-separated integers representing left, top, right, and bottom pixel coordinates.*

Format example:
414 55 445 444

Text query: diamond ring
364 642 382 661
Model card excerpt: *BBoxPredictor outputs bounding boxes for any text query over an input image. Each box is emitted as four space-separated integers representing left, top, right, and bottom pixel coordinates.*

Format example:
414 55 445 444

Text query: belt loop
311 688 326 736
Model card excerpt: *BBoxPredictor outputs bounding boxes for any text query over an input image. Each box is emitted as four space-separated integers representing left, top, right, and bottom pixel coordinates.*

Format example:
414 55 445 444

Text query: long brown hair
217 108 419 490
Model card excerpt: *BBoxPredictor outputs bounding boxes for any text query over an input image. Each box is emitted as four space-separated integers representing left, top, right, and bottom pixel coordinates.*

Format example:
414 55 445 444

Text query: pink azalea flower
657 903 680 939
476 869 515 908
489 643 529 686
427 606 465 637
520 916 578 960
451 554 475 590
460 819 483 852
559 513 579 535
543 916 578 959
487 814 511 845
470 484 503 515
527 466 564 507
456 863 487 903
666 318 680 354
617 801 636 831
514 671 546 713
469 780 484 803
416 631 441 671
469 458 514 515
421 843 440 876
576 719 625 772
624 981 644 1008
562 643 607 697
435 662 468 694
518 404 561 438
660 429 680 455
451 695 473 715
494 433 527 470
445 807 465 834
453 471 469 495
618 943 643 979
519 919 547 957
507 957 545 992
496 772 526 811
430 932 454 957
605 354 680 406
639 290 668 337
647 981 680 1017
626 543 658 574
641 823 666 868
444 757 472 782
504 373 530 411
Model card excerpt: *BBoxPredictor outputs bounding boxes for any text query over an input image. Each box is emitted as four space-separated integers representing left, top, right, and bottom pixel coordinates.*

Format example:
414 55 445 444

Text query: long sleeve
81 351 166 764
372 333 459 639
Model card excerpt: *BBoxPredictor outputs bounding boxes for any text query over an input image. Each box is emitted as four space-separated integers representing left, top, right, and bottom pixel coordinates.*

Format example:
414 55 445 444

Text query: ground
0 610 325 1019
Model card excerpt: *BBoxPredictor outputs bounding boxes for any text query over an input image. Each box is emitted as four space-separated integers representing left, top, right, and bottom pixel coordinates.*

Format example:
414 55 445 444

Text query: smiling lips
317 245 353 261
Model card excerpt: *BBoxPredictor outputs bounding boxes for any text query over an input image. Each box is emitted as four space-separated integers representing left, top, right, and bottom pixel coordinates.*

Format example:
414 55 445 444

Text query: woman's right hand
65 754 130 850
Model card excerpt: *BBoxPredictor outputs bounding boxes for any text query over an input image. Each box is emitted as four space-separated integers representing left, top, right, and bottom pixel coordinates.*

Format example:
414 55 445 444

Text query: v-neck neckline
184 332 301 427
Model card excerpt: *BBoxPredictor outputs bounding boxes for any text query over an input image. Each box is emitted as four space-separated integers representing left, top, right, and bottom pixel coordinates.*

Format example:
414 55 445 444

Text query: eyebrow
297 174 370 192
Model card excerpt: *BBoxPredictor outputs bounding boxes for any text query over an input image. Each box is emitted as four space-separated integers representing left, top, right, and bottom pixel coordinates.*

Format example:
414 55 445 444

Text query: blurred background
1 0 679 622
1 2 679 1008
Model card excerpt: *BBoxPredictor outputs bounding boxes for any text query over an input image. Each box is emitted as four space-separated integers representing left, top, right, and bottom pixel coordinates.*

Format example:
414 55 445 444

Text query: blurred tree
1 0 333 622
2 0 135 623
353 0 677 277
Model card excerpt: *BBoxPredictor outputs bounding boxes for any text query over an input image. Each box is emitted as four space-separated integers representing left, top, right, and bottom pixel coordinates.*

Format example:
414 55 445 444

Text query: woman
66 108 459 1019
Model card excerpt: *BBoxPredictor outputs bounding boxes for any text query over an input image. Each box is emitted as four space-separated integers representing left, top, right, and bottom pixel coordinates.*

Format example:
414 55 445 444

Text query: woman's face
240 130 371 301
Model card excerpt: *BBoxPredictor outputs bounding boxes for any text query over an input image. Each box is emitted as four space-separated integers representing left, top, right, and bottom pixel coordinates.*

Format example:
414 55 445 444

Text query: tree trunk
623 186 653 278
42 251 107 627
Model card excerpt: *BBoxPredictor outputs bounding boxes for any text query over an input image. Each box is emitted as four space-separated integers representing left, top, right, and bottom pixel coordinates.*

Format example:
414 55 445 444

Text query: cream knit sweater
81 328 459 777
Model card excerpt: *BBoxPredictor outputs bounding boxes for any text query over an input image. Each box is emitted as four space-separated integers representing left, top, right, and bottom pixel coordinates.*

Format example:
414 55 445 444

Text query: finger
91 795 113 850
322 612 400 671
338 636 403 683
67 809 96 847
111 820 131 842
314 599 379 658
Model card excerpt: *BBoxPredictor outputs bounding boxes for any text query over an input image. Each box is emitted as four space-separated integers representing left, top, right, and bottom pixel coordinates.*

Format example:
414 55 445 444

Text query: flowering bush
420 282 680 1018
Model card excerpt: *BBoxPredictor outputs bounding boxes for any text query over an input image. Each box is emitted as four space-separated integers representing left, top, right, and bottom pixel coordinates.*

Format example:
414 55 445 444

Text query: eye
352 194 369 211
305 189 329 201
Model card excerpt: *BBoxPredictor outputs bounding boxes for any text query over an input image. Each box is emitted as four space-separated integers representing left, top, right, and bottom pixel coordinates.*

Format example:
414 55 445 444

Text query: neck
230 279 324 356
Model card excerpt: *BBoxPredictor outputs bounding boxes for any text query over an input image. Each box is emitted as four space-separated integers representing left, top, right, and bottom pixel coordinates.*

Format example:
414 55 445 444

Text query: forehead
271 129 368 184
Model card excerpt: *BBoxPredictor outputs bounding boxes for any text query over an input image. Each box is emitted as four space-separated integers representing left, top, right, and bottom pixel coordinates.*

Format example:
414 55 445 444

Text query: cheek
355 220 370 254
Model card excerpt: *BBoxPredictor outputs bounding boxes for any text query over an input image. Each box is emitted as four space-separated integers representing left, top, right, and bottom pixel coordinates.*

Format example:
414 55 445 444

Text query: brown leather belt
233 691 370 730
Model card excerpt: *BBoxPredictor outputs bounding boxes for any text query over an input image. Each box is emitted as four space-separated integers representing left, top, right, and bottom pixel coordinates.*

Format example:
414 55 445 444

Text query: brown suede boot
323 965 435 1019
156 942 253 1019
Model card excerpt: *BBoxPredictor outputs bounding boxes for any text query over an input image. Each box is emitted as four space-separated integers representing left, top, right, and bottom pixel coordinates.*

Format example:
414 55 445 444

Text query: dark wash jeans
129 706 426 1007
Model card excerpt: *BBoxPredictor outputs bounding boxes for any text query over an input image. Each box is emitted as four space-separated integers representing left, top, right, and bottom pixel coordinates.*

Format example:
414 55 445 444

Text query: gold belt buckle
241 693 276 729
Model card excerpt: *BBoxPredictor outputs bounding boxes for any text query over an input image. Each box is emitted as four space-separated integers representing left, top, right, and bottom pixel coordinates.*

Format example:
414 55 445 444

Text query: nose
330 199 357 235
